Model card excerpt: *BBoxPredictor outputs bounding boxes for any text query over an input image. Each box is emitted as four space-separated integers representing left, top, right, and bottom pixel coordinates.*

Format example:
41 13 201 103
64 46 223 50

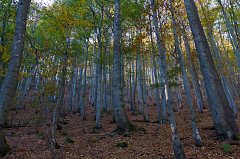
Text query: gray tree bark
150 0 186 158
217 0 240 69
0 0 31 156
0 0 12 86
184 0 239 140
136 46 144 115
80 41 89 120
112 0 134 133
149 17 162 124
169 1 203 147
181 28 204 112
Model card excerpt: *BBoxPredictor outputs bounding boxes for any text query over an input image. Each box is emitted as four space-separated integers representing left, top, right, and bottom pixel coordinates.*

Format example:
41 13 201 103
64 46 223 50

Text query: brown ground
2 98 240 159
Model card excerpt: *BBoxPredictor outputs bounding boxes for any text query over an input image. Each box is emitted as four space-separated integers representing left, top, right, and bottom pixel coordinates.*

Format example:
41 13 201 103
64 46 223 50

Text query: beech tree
0 0 31 156
0 0 239 158
112 0 134 133
150 0 185 158
184 0 239 140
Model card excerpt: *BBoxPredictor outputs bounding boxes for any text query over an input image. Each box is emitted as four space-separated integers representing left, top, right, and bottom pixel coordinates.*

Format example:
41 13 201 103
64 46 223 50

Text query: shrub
222 143 231 154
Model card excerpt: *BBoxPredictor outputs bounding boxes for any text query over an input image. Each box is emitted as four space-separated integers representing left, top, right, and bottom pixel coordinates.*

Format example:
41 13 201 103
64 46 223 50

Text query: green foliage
221 143 231 154
169 81 179 88
150 83 161 89
36 133 45 140
115 141 128 148
0 0 17 69
168 66 181 79
237 135 240 141
198 2 220 29
64 136 75 144
60 131 68 136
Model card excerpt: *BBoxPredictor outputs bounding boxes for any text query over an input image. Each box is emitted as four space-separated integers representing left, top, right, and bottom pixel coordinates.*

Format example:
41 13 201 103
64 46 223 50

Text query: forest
0 0 239 158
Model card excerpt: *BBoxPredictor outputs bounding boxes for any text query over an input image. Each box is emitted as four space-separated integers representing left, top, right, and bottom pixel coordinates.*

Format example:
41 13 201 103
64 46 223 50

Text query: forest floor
2 97 240 159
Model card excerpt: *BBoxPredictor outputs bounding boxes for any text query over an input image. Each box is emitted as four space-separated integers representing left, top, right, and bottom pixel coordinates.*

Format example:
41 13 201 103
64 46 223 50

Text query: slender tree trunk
169 1 203 146
229 0 240 42
0 0 12 86
177 77 182 109
78 61 83 113
208 30 238 117
71 58 78 111
218 25 240 97
136 47 144 115
95 27 103 129
142 55 149 121
59 36 69 117
130 61 136 113
51 93 61 150
106 28 112 111
0 0 31 156
112 0 134 133
150 0 185 158
217 0 240 69
80 41 89 120
182 29 204 112
149 18 162 124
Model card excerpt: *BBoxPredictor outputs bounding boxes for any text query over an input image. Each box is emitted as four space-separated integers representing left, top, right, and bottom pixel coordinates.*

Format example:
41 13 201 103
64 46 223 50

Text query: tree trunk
169 1 203 146
95 27 103 129
217 0 240 69
182 28 204 112
80 41 89 120
208 30 238 117
136 46 144 115
150 0 185 158
142 55 149 121
59 36 69 117
0 0 31 156
112 0 134 133
149 17 162 124
0 0 12 86
184 0 239 140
